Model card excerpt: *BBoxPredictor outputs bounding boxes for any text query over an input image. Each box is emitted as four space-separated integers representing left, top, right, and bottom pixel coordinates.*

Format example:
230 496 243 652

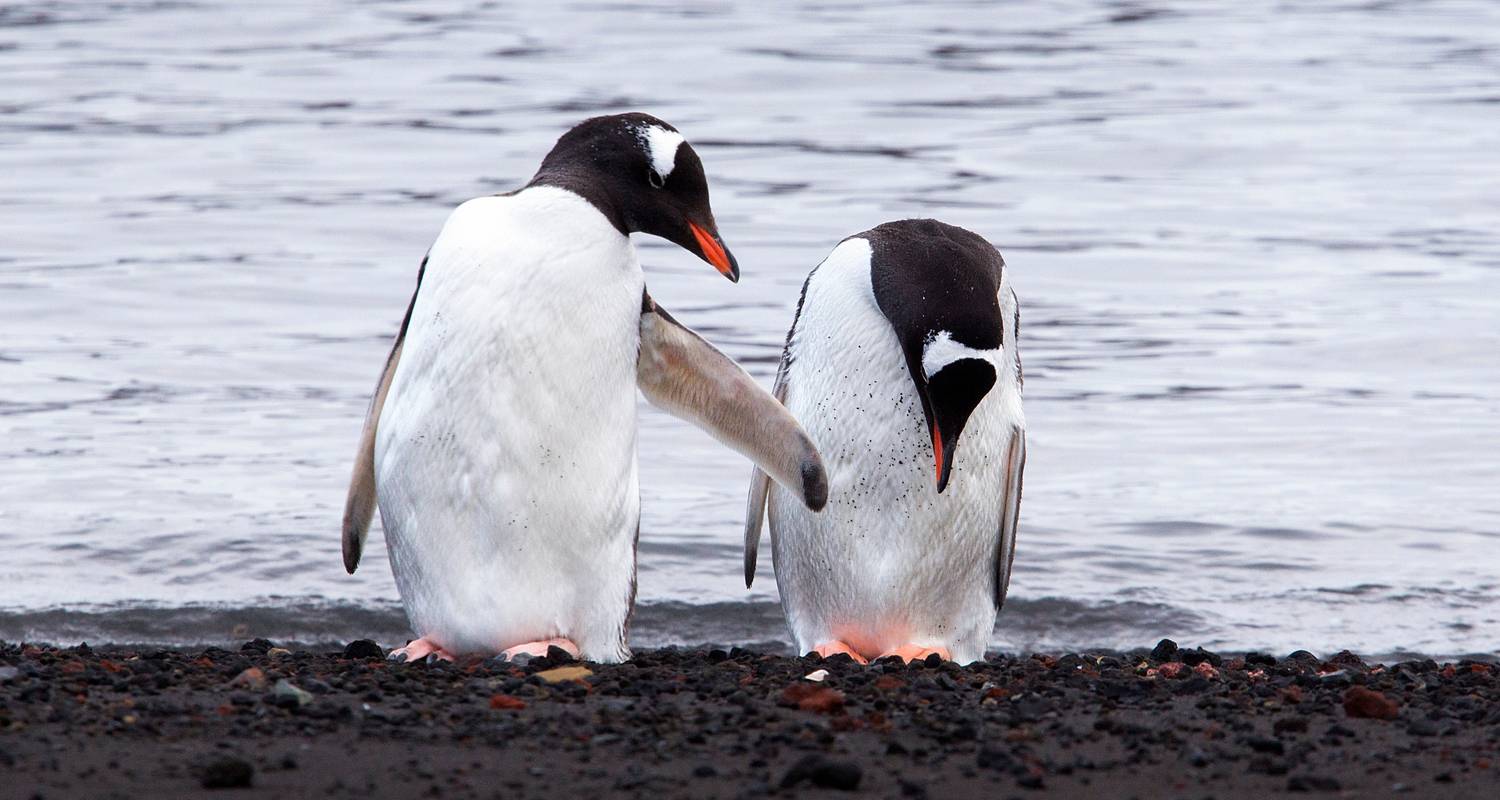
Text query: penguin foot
811 641 869 665
880 644 951 664
501 638 580 661
389 637 456 663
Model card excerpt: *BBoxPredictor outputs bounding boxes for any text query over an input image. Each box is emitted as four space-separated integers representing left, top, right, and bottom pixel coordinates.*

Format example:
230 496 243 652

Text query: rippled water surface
3 0 1498 658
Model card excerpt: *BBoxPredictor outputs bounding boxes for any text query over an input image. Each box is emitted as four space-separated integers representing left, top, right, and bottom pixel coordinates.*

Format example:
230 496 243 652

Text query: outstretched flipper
994 424 1026 609
741 370 786 588
341 258 426 574
636 293 827 527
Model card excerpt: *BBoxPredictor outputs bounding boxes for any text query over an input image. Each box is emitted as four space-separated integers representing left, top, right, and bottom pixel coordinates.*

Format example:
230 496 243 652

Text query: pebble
343 639 384 659
489 694 526 710
1273 717 1309 735
1406 719 1439 737
1287 774 1341 792
1156 662 1187 679
534 666 592 684
272 679 314 709
780 683 846 713
200 756 254 789
1180 647 1221 667
1149 639 1178 662
228 667 267 691
780 755 862 790
1343 686 1399 720
1247 736 1285 755
0 666 19 682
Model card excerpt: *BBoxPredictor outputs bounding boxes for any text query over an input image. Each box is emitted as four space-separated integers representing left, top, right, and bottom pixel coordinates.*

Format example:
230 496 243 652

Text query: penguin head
530 113 739 282
865 219 1007 493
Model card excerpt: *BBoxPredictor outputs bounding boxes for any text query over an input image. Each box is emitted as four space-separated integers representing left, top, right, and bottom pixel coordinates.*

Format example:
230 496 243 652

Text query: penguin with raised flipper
342 113 828 663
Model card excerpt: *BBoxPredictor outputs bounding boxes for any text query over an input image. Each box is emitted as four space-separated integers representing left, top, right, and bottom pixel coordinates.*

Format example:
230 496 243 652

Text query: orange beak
689 221 739 282
931 423 945 488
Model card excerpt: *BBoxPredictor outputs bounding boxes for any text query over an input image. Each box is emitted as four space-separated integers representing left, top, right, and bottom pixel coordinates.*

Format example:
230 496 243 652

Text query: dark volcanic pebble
342 639 384 659
200 755 254 788
1287 774 1342 792
781 754 862 790
1150 638 1179 662
1180 647 1222 667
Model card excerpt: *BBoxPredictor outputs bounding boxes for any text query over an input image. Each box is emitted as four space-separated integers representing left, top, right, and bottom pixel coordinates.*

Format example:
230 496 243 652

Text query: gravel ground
1 639 1496 799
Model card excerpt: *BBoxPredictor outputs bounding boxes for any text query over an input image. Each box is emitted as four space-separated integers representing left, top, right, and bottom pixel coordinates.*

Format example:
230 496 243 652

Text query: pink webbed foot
811 640 869 665
389 637 457 663
879 644 952 664
500 638 580 661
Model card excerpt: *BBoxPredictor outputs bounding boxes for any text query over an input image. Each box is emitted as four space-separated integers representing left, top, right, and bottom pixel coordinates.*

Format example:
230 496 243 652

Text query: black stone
780 755 862 791
1406 719 1439 737
1273 717 1309 735
239 639 274 655
1287 774 1341 792
1150 639 1179 662
342 640 384 659
1248 736 1285 755
1180 648 1222 667
200 756 254 789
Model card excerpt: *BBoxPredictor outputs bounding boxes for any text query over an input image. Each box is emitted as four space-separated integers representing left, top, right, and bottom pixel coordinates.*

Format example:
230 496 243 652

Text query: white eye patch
637 124 685 178
921 330 1000 380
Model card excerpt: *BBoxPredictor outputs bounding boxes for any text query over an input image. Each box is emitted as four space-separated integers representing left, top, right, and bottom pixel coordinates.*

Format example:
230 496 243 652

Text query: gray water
2 0 1498 659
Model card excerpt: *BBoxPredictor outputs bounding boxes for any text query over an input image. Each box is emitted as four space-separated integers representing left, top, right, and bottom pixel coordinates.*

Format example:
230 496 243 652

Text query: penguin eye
648 168 665 189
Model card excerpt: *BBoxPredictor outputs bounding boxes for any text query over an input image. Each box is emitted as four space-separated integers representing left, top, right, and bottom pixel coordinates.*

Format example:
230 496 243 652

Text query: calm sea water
2 0 1497 659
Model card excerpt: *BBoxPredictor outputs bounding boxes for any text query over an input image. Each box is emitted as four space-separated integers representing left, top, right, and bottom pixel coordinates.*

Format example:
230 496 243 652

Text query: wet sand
1 640 1496 798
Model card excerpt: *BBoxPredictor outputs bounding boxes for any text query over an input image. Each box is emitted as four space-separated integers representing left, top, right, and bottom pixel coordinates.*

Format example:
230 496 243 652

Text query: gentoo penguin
744 219 1025 665
341 113 828 664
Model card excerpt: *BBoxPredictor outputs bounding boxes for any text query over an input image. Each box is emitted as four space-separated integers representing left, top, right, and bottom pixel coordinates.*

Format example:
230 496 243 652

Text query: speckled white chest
767 238 1024 664
374 187 644 662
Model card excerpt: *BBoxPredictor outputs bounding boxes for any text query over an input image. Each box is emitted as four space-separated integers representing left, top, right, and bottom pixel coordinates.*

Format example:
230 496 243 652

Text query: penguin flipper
637 295 828 521
994 425 1026 610
342 257 425 574
742 374 787 588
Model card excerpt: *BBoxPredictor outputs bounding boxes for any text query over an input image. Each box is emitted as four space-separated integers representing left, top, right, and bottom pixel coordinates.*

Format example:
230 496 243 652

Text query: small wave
0 597 1205 657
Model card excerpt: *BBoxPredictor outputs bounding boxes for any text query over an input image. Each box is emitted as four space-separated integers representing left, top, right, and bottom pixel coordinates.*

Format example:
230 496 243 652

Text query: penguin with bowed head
342 113 828 664
745 219 1026 665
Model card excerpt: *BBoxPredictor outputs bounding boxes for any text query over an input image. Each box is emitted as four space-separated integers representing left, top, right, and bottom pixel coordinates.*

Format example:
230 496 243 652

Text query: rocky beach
1 640 1495 798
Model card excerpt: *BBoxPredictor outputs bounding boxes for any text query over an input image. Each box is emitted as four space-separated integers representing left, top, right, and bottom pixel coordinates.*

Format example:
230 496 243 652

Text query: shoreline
3 600 1493 665
2 640 1496 798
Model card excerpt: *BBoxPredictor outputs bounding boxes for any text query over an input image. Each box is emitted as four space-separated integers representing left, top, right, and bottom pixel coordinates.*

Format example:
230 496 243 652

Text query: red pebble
1157 662 1187 679
1193 662 1219 679
1343 686 1399 720
488 694 526 710
780 683 846 713
229 667 267 691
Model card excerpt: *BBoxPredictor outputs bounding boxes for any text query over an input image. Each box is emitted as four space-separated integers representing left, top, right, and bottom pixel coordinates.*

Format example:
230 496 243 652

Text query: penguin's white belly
373 191 643 662
769 375 1011 663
